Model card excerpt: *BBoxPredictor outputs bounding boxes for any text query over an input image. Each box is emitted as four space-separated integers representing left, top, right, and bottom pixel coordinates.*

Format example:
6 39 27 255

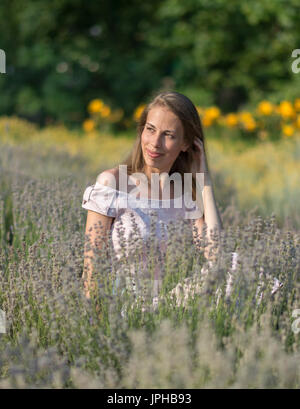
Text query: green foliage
0 0 300 126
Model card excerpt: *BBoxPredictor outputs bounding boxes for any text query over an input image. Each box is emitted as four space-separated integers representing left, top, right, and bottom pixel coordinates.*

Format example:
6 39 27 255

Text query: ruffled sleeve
82 181 118 217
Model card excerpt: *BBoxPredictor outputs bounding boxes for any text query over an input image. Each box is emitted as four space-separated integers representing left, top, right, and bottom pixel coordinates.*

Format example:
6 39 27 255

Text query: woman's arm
83 210 114 299
192 139 223 262
83 167 119 299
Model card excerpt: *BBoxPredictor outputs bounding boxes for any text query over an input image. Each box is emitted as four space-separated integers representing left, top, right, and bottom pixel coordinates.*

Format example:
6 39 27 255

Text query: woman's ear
182 142 190 152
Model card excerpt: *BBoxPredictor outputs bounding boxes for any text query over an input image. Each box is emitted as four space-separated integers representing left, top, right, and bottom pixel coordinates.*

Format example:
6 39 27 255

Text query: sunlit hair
121 91 208 201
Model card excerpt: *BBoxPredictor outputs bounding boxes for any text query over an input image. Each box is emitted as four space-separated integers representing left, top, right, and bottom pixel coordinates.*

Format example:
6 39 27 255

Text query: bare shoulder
96 167 120 190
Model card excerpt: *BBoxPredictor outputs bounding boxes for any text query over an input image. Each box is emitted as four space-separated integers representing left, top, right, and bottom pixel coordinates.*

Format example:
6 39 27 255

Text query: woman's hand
191 138 209 174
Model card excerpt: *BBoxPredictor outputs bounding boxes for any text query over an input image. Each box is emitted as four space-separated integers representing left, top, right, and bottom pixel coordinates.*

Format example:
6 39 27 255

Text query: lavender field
0 138 299 389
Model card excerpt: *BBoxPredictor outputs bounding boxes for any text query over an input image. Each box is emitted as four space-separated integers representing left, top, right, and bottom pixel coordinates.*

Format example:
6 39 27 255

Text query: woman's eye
167 134 175 139
147 127 154 132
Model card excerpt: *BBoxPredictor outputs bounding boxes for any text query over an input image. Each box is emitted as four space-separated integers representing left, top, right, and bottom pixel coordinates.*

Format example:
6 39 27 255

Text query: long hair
120 91 208 202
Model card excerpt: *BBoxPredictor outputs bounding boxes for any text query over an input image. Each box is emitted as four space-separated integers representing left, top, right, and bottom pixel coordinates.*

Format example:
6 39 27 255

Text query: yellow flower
224 113 238 127
243 119 257 132
133 104 146 121
282 124 295 137
100 105 111 118
205 106 221 121
257 101 273 116
238 111 253 122
201 115 213 127
88 99 103 114
200 106 221 127
238 111 256 131
294 98 300 112
83 119 95 132
278 101 295 119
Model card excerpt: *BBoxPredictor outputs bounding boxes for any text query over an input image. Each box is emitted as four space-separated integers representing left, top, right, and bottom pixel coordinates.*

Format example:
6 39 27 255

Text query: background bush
1 0 300 127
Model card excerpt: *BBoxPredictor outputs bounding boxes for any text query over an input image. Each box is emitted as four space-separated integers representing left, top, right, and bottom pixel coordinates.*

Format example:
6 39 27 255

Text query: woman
82 91 223 304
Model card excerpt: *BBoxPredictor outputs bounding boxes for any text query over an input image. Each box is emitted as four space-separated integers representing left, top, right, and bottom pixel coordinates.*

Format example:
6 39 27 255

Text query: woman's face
141 106 189 175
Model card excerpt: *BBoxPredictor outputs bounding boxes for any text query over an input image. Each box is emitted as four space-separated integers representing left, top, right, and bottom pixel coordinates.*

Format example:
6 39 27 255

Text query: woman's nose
151 132 162 147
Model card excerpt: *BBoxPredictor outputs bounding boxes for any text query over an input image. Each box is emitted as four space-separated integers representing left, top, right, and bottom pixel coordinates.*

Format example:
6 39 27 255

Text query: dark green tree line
0 0 299 128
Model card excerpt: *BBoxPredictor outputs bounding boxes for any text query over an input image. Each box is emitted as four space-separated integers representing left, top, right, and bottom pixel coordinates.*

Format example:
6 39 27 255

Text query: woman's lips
146 148 163 158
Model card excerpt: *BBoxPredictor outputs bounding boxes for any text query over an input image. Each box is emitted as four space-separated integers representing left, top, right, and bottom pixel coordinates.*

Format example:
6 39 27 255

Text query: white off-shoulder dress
82 179 204 299
82 179 284 314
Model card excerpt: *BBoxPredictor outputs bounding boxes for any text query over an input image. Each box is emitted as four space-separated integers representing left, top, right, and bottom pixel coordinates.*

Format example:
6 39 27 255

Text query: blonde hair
121 91 207 201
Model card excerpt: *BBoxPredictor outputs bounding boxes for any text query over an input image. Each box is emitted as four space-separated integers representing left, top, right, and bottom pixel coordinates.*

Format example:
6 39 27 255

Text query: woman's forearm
195 172 223 262
83 249 97 299
83 213 114 299
202 172 223 233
